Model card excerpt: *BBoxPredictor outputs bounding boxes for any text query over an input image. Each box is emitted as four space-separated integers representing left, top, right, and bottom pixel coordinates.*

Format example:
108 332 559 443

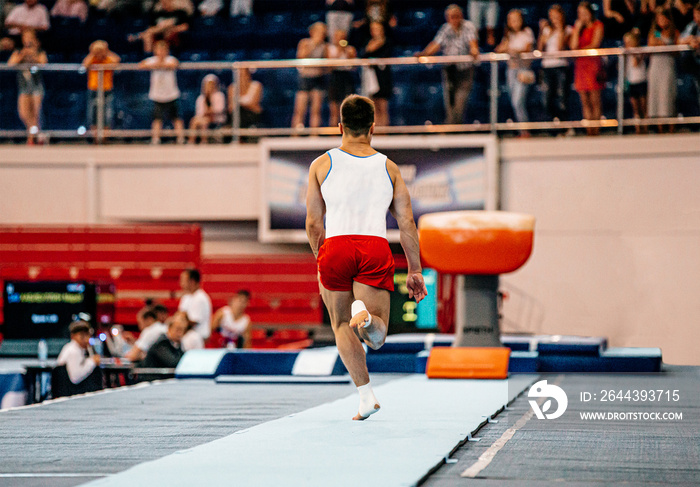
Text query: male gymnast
306 94 428 420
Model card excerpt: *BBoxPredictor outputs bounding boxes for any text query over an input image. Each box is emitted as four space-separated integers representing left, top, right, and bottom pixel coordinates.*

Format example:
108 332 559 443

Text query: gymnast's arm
305 154 328 258
387 159 428 303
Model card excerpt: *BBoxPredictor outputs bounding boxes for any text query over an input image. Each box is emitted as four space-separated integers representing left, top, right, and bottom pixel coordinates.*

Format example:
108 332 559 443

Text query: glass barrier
0 45 697 144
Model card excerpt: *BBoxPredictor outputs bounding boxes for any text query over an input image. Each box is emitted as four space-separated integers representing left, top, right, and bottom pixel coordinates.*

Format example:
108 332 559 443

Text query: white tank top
220 306 250 340
321 148 394 239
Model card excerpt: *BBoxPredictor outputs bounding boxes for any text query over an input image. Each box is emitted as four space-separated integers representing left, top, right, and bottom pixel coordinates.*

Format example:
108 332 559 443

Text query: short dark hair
152 303 169 315
237 289 251 299
340 95 375 137
184 268 201 283
142 310 157 321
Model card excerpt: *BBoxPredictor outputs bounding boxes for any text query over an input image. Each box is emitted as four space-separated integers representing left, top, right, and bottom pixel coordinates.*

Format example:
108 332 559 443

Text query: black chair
51 365 104 399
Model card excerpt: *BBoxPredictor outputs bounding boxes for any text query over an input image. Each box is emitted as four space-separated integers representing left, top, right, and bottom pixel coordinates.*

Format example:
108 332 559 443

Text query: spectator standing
123 309 168 362
469 0 500 46
351 0 396 47
211 290 251 349
181 318 204 350
189 74 226 144
623 28 648 133
228 67 263 133
361 21 392 126
647 7 679 131
4 0 49 36
326 0 355 42
291 22 328 131
129 0 191 53
538 5 572 124
55 320 102 392
82 40 120 142
8 29 46 145
178 268 212 341
571 1 605 135
328 29 357 126
416 5 479 125
50 0 88 23
679 2 700 113
495 9 535 135
141 311 187 369
139 40 185 144
602 0 637 40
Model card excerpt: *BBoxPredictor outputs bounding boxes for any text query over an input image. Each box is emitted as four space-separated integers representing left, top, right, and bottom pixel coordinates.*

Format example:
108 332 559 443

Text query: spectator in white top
228 67 263 142
188 74 226 144
326 0 355 42
4 0 50 36
123 309 168 361
139 40 184 144
416 5 479 125
56 320 101 385
538 5 573 123
211 289 251 348
50 0 88 23
178 268 212 341
495 9 535 135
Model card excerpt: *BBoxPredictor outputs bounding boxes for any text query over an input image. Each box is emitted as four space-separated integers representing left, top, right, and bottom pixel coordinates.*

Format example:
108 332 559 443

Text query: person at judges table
141 311 188 369
54 320 103 397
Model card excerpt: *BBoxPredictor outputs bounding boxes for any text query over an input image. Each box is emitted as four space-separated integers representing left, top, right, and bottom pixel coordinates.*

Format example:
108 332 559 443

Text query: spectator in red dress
570 1 605 135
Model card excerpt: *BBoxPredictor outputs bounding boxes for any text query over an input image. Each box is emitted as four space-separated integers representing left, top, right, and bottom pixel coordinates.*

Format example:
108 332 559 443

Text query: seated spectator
129 0 191 53
139 40 185 144
679 2 700 112
4 0 50 37
495 9 535 136
124 309 168 362
571 1 605 136
141 311 188 368
327 29 357 126
326 0 355 42
672 0 695 32
538 5 572 124
51 0 88 23
361 21 393 126
230 0 253 17
82 40 120 143
416 5 479 125
623 28 648 133
228 67 263 141
469 0 499 46
211 290 251 349
291 22 328 130
54 320 102 396
602 0 637 40
189 74 226 144
8 29 46 145
647 7 679 132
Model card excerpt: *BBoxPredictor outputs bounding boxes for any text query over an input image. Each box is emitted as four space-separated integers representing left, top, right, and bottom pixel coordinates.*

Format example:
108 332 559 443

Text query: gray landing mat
423 366 700 486
0 376 400 487
84 374 536 487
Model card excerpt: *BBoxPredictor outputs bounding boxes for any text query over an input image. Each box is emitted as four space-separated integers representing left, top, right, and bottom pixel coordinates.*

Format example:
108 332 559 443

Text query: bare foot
353 403 380 421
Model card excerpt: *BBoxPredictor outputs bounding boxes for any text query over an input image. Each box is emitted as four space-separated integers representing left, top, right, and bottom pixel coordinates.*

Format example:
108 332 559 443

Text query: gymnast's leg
320 283 381 420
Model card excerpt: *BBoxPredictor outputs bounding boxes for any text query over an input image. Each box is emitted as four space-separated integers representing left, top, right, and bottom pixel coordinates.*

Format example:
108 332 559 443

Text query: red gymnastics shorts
317 235 395 292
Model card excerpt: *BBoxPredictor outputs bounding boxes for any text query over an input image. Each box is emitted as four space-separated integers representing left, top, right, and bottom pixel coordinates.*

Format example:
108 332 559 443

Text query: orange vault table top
418 211 535 275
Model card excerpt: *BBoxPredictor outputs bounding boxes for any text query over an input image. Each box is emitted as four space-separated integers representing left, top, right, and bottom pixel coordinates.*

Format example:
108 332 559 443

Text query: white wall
499 134 700 365
1 135 699 364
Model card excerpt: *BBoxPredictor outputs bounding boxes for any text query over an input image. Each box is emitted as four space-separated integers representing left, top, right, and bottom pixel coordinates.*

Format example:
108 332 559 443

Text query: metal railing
0 44 697 142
